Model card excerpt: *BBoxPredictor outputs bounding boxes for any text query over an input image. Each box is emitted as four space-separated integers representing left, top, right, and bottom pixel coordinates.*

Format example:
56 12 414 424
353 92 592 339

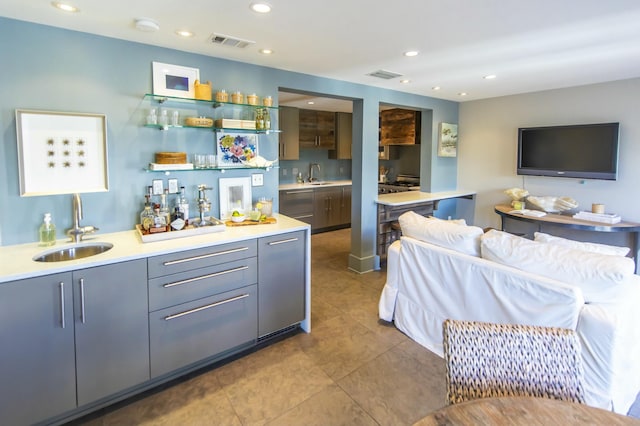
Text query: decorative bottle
177 186 190 225
160 189 171 231
170 207 186 231
139 198 154 234
39 213 56 246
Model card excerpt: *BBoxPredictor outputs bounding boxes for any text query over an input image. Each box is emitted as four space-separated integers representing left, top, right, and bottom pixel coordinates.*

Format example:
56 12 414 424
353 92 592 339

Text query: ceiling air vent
209 33 255 49
367 69 403 80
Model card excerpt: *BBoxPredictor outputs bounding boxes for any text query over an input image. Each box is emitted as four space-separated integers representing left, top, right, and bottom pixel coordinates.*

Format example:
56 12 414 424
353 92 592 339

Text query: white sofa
379 212 640 414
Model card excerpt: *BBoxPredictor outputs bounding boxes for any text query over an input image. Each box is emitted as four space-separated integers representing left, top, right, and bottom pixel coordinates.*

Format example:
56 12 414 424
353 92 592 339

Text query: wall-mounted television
517 122 620 181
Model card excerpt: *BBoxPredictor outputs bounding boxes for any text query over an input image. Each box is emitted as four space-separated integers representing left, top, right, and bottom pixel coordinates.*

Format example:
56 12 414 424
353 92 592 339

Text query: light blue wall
0 17 459 268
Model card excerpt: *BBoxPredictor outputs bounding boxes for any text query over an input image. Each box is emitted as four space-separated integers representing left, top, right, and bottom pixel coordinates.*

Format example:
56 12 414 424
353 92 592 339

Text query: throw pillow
533 232 630 257
398 211 484 256
481 229 635 302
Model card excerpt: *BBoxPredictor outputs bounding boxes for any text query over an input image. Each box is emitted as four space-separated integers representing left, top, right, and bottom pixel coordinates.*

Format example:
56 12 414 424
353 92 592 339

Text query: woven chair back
442 319 586 405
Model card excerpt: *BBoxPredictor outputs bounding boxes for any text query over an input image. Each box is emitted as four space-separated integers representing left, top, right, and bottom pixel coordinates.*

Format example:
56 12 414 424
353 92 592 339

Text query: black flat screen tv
517 122 620 180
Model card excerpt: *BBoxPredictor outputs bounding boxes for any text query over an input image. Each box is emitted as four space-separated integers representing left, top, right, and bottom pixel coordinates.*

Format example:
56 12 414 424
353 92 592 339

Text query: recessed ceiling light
175 29 194 37
135 18 160 32
458 92 468 96
51 2 79 12
259 48 273 54
432 86 441 91
404 50 419 57
484 74 497 80
307 101 315 105
400 79 411 84
250 2 272 13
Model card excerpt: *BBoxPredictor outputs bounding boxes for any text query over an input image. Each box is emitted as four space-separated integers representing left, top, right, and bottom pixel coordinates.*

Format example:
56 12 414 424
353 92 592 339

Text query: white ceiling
2 0 640 103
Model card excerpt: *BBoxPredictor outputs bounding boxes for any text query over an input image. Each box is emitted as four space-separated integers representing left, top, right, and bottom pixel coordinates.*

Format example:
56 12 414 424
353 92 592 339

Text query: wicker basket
155 152 187 164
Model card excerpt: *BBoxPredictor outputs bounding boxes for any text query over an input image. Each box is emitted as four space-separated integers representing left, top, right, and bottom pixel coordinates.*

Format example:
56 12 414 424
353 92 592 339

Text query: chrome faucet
309 163 321 182
66 193 99 243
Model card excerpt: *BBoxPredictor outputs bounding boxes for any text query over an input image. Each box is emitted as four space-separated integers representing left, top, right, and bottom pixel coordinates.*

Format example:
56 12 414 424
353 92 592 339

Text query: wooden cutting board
224 217 277 226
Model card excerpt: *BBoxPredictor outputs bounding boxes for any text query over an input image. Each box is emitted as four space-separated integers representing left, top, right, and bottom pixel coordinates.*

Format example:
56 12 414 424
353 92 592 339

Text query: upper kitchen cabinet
299 109 336 149
329 112 352 160
380 108 421 145
278 106 300 160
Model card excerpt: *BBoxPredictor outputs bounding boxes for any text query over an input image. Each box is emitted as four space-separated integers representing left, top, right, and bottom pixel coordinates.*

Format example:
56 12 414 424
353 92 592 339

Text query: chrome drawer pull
163 266 249 288
59 282 65 329
80 278 86 324
164 293 250 321
162 247 249 266
268 237 299 246
286 190 313 194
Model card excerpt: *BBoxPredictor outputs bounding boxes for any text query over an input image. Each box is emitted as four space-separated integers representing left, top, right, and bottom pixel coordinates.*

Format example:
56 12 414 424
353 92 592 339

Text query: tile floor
73 228 639 425
74 228 447 425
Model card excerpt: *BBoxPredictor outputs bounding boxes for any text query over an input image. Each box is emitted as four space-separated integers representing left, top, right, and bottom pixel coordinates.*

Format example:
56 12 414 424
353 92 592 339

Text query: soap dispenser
39 213 56 246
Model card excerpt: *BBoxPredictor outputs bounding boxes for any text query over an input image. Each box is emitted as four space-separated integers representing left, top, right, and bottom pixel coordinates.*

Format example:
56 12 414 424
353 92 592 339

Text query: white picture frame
152 61 200 99
219 177 252 219
15 109 109 196
438 122 458 157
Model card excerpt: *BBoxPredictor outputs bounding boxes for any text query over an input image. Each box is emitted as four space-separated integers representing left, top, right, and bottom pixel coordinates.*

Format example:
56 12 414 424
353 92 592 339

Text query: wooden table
414 397 640 425
494 204 640 273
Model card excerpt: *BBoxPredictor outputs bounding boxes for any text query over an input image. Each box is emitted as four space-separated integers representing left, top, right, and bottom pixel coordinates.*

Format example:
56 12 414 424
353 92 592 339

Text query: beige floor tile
297 315 397 380
338 345 448 425
267 384 377 426
216 341 334 425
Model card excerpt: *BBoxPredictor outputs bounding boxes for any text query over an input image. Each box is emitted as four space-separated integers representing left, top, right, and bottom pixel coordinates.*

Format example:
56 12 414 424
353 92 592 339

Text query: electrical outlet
251 173 264 186
292 167 298 175
339 167 344 174
282 169 287 176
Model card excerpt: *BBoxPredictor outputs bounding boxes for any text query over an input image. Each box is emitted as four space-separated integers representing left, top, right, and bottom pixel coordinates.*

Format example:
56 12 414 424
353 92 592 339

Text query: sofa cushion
398 211 484 256
481 229 635 302
534 232 630 257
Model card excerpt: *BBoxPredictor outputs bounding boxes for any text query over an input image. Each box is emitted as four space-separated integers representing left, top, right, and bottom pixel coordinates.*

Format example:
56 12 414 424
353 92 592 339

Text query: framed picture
219 177 252 219
152 62 200 99
216 132 258 168
15 109 109 196
438 122 458 157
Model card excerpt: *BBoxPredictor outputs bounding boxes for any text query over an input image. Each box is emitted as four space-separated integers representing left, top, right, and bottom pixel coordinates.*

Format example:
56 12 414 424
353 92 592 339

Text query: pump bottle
39 213 56 246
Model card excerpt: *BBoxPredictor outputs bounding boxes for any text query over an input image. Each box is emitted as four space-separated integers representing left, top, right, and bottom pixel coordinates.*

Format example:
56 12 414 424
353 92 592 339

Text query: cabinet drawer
149 284 257 378
148 240 257 278
280 189 314 216
148 258 257 311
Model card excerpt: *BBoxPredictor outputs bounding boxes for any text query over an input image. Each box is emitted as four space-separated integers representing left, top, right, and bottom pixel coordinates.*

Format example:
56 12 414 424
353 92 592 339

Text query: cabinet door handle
268 237 299 246
164 293 250 321
80 278 86 324
285 190 313 194
59 281 65 329
163 266 249 288
162 247 249 266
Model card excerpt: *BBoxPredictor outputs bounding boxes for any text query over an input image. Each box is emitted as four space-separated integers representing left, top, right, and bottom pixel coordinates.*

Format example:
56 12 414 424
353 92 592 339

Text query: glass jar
246 93 258 105
231 91 244 104
255 108 265 130
215 89 228 102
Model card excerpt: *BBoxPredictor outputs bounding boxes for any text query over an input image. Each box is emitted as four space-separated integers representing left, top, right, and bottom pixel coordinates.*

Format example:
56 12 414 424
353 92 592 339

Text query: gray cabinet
0 260 148 423
0 273 76 425
313 187 343 229
329 112 352 159
299 109 336 149
340 185 352 225
280 188 314 226
258 231 306 336
73 260 149 406
278 106 300 160
148 240 258 378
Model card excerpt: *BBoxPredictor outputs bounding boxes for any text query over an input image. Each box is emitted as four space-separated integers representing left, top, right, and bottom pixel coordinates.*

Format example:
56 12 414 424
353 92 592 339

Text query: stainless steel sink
33 242 113 262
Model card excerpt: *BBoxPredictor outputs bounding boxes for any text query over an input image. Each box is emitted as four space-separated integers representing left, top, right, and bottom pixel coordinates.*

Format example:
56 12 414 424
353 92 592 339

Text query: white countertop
279 180 352 191
376 190 476 206
0 214 309 284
